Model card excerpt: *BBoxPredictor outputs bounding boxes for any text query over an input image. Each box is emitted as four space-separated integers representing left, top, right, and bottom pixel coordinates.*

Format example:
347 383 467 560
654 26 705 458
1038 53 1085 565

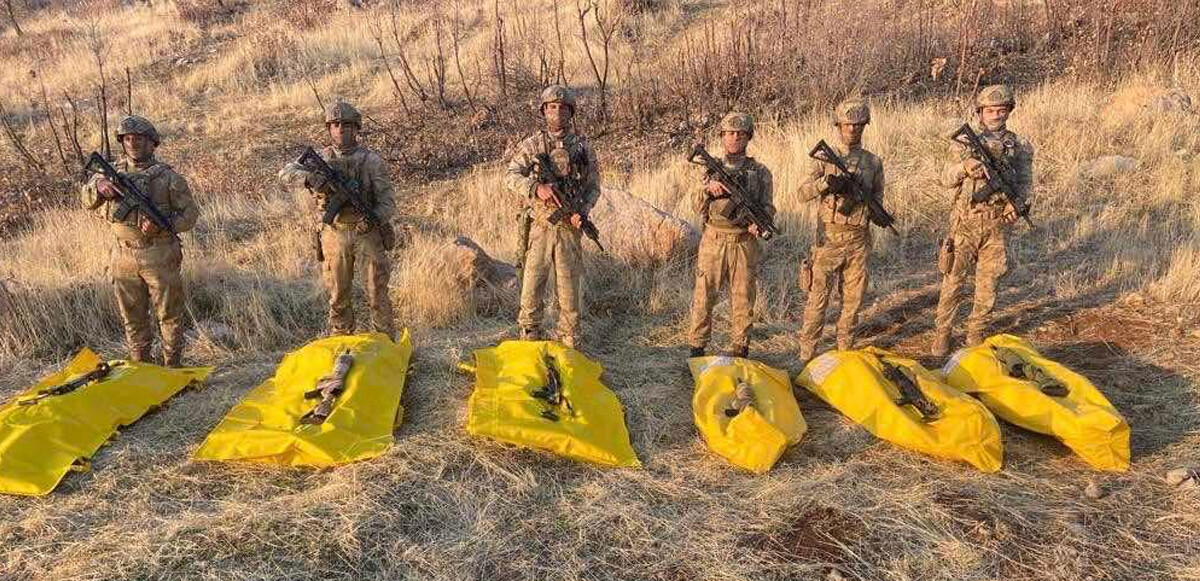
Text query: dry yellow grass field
1 1 1199 579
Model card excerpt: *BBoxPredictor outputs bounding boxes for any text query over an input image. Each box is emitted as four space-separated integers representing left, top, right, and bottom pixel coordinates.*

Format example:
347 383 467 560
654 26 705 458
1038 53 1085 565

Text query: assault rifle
687 144 779 240
19 361 117 406
807 140 897 235
881 361 940 422
295 147 395 249
950 124 1033 227
992 346 1068 397
532 354 573 422
532 153 605 253
84 152 176 235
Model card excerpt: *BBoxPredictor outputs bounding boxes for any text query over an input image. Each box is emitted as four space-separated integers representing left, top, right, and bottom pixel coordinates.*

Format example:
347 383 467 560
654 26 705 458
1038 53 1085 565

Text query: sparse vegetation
1 1 1199 580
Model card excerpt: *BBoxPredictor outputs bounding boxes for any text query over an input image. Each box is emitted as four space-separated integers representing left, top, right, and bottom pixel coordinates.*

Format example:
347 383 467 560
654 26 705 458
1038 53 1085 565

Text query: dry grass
1 1 1200 580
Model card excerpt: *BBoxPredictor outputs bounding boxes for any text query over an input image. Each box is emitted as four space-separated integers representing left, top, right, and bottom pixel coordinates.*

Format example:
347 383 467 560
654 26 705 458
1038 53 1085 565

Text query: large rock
1148 88 1193 115
588 187 700 264
441 236 517 290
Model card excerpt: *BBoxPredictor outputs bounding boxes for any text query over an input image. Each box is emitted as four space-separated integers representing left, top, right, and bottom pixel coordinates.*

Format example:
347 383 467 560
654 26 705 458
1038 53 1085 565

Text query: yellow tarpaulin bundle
797 347 1003 473
194 332 412 468
941 334 1130 471
462 340 640 468
0 348 211 496
689 356 806 473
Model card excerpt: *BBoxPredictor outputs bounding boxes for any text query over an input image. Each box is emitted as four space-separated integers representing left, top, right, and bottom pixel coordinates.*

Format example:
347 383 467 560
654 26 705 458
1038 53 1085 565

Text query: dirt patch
748 506 865 565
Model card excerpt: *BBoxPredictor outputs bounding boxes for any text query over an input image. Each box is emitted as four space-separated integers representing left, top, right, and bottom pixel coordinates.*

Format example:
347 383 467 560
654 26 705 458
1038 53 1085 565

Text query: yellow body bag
194 332 412 468
462 341 640 468
797 347 1003 473
689 356 806 473
941 334 1130 471
0 348 210 496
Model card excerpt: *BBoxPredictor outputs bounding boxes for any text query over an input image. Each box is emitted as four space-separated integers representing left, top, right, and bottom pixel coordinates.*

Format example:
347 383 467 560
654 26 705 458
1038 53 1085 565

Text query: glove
963 158 987 179
825 173 850 193
306 172 330 191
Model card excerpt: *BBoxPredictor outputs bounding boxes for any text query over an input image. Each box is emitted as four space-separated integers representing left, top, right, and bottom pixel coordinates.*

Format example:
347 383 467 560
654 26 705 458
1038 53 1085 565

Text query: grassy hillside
1 1 1199 580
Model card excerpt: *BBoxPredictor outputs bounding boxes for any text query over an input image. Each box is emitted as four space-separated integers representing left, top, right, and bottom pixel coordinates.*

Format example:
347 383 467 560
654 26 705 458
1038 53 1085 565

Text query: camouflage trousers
321 224 395 339
110 239 187 366
799 225 870 357
518 222 584 348
934 216 1008 344
688 228 761 351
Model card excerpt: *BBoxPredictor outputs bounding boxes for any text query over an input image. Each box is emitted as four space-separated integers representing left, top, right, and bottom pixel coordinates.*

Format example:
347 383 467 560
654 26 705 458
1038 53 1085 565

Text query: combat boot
731 345 749 359
519 327 541 341
965 330 984 347
930 331 951 358
130 345 152 363
836 334 853 352
799 342 815 365
688 345 706 358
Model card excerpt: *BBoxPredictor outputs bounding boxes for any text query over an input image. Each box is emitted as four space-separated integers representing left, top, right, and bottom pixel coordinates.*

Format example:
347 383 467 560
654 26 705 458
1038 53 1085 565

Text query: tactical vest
320 147 378 224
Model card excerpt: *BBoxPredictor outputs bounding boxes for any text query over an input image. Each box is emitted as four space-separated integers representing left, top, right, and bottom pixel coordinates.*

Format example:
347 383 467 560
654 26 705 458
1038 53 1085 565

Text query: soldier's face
328 122 359 148
543 102 573 131
721 130 750 155
980 106 1011 130
838 122 866 146
121 134 155 161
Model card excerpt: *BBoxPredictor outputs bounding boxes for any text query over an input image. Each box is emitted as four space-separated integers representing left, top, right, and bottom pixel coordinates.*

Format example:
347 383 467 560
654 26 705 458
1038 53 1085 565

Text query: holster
938 237 954 274
515 207 533 269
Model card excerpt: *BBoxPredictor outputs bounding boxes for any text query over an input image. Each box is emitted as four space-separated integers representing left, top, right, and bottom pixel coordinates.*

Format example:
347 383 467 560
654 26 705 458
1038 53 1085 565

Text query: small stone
826 569 846 581
1084 480 1105 499
1165 467 1198 489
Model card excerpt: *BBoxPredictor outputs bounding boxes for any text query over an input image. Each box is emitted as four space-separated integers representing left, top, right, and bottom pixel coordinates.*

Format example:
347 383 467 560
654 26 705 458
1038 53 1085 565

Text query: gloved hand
306 172 330 191
824 173 851 193
963 158 987 179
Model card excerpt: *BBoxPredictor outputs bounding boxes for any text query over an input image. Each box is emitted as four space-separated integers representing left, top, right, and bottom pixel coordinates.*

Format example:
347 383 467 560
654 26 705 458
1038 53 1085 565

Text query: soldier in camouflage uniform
82 115 201 367
931 84 1034 356
797 99 886 363
504 85 601 350
688 112 775 359
279 101 398 339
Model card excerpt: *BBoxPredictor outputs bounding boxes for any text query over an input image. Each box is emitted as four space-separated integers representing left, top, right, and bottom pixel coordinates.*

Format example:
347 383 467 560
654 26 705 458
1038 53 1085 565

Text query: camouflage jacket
692 154 775 234
504 129 601 226
800 143 885 228
279 145 396 226
941 124 1034 224
81 156 200 243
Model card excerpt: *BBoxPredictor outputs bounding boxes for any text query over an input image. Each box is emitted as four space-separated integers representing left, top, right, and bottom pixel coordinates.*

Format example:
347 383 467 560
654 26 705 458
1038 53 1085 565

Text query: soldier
82 115 200 367
279 101 397 339
504 85 601 349
797 99 885 363
688 112 775 359
931 84 1034 356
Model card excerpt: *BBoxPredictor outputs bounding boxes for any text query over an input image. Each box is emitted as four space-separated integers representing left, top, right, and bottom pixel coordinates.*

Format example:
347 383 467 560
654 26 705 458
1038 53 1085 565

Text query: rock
441 236 517 290
1147 88 1193 115
1077 155 1137 181
587 187 700 265
826 569 846 581
1165 467 1198 490
1083 480 1106 499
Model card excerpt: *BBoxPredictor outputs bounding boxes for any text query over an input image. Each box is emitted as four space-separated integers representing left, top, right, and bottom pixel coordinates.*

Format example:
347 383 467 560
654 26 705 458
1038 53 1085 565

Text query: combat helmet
325 101 362 127
976 84 1016 109
833 99 871 124
539 85 577 114
719 112 754 137
115 115 161 145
